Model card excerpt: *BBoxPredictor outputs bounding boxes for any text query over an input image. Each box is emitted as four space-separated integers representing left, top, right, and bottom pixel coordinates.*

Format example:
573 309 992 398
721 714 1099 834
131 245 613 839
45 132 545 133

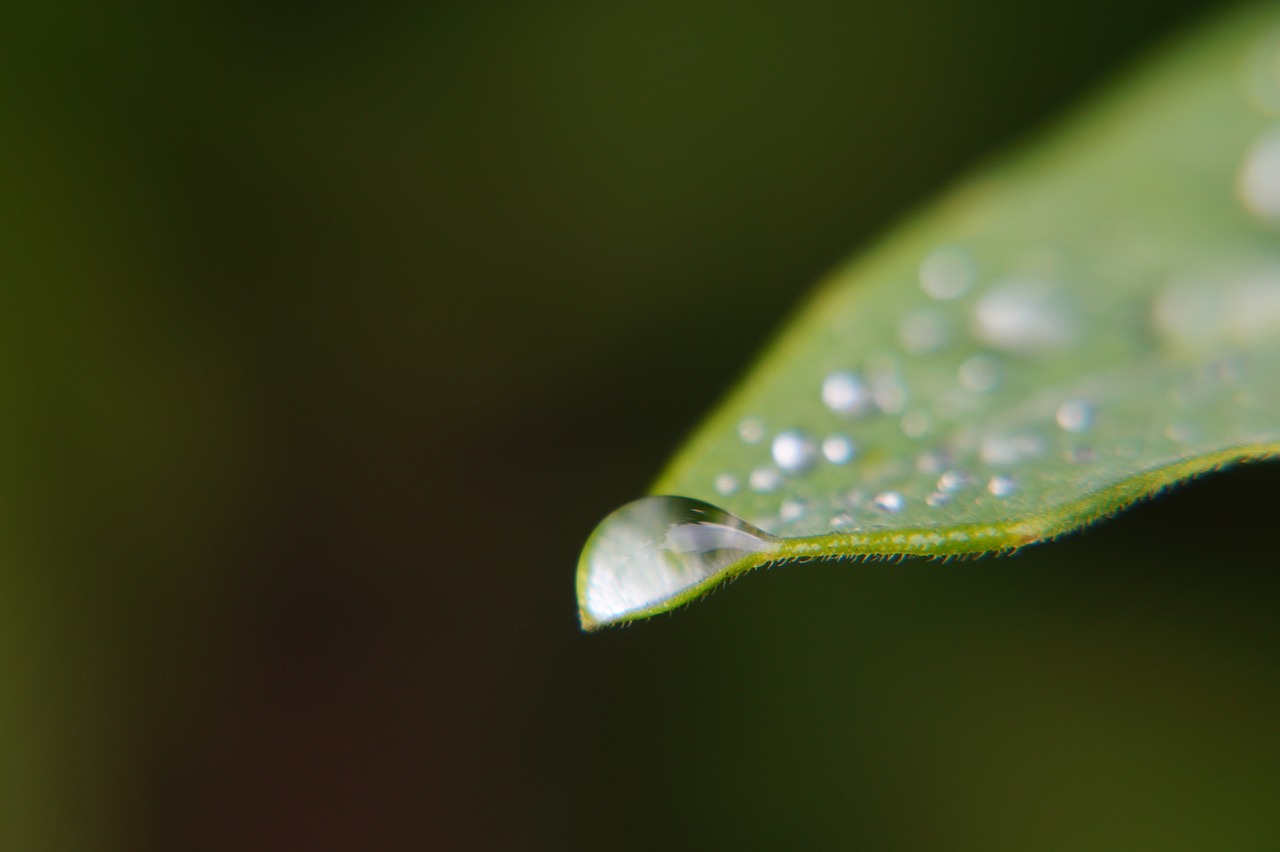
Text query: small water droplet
987 475 1017 498
821 434 856 464
958 354 1002 393
980 433 1044 466
865 353 908 415
714 473 739 496
915 448 950 475
919 247 974 300
1165 423 1195 444
871 491 905 513
779 496 808 524
830 511 855 531
925 491 951 507
749 466 781 493
972 278 1078 354
772 429 817 475
738 417 765 444
1054 399 1094 433
899 309 950 355
937 470 973 492
900 411 931 439
821 371 872 417
1238 125 1280 221
577 496 778 629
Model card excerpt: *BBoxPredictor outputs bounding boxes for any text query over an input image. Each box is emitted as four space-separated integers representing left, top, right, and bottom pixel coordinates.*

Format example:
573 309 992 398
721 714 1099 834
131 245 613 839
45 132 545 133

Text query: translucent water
577 496 778 630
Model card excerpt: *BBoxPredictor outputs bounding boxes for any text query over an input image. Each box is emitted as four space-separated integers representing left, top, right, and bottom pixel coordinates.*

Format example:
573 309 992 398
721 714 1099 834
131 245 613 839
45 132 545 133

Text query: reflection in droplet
714 473 739 496
822 371 872 417
871 491 905 513
772 429 817 474
821 434 855 464
987 475 1018 498
749 466 781 493
577 496 778 629
738 417 766 444
972 278 1078 354
919 247 974 300
1055 400 1094 433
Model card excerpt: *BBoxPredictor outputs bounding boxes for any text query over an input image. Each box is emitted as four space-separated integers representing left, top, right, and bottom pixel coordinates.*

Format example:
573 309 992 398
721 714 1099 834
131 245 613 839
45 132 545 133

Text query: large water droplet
577 496 778 629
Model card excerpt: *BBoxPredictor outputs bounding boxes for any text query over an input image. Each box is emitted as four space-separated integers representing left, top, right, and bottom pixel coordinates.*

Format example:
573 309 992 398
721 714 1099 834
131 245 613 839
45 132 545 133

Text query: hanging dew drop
576 496 778 630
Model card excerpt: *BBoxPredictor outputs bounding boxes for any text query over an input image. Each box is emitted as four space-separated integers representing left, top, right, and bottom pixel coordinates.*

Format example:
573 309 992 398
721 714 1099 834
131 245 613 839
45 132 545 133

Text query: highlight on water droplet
821 370 872 417
772 429 818 475
987 475 1018 498
821 433 856 464
577 496 779 630
871 491 905 513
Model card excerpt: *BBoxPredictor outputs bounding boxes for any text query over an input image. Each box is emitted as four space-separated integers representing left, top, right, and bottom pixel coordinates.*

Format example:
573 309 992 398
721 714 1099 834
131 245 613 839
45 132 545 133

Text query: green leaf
577 2 1280 630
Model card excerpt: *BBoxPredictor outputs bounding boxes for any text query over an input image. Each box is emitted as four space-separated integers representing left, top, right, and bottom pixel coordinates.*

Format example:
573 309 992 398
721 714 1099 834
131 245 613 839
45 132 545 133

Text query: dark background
5 0 1279 849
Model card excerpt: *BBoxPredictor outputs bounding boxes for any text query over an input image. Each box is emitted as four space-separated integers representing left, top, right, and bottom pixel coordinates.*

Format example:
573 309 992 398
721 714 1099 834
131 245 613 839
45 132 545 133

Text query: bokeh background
5 0 1280 848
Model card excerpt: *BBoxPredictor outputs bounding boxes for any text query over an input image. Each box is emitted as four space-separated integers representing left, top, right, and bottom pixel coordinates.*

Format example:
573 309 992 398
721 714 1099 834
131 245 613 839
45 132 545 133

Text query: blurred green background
5 0 1280 848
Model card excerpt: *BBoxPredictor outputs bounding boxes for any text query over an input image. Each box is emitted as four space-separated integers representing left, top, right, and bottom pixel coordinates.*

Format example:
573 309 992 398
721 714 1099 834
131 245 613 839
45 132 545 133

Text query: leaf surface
578 3 1280 629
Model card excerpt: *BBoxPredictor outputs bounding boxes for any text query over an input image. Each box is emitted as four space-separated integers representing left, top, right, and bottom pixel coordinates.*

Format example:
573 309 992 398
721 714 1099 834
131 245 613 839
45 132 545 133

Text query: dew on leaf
919 247 975 300
1055 399 1095 433
980 433 1044 465
738 417 766 444
779 496 808 523
915 448 950 475
772 429 818 474
871 491 905 513
937 470 973 492
937 470 974 493
900 411 931 438
958 354 1002 393
1153 266 1280 349
925 491 952 507
830 511 855 531
749 466 781 493
821 434 855 464
577 496 778 629
987 475 1018 497
972 278 1078 354
899 309 950 354
1237 124 1280 221
714 473 739 496
821 370 872 417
